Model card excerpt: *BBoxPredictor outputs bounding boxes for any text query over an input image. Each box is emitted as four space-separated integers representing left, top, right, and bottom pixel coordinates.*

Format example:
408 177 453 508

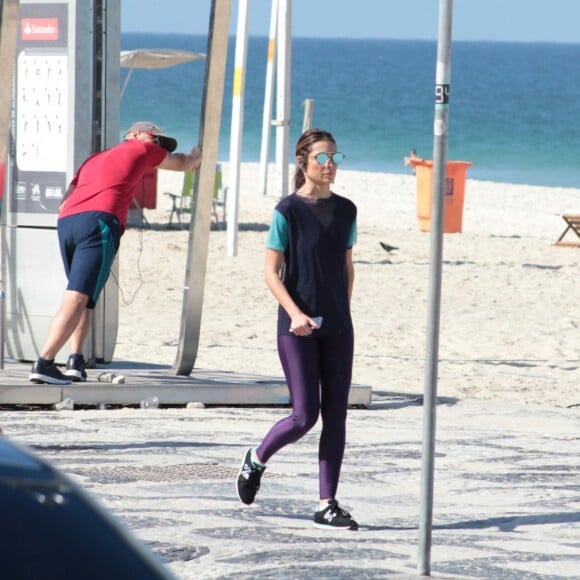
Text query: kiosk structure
1 0 120 363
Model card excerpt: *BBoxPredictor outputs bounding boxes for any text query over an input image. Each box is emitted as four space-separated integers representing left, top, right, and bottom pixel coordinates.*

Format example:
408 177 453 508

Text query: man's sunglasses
146 134 161 146
310 152 345 166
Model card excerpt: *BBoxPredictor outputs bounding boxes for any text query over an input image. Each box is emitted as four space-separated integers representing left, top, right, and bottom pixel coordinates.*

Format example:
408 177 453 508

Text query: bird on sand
380 242 399 254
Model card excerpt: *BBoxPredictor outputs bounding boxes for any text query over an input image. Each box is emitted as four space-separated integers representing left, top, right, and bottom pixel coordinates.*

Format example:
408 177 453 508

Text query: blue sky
121 0 580 44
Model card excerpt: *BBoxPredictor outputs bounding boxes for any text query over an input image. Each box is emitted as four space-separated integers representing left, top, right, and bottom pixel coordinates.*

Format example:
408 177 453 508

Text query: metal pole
257 0 277 197
226 0 250 257
0 0 19 370
302 98 314 132
172 0 231 375
274 0 291 198
418 0 453 575
0 0 17 166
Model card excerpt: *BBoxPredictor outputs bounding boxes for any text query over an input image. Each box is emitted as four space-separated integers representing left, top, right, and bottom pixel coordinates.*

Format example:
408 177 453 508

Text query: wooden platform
0 360 372 408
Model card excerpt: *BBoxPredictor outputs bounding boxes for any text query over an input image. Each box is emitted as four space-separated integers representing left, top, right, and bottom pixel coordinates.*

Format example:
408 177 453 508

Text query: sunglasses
144 133 161 146
311 152 345 166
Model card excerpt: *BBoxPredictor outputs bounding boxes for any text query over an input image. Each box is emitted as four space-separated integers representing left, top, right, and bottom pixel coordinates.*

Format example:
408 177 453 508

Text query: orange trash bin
410 158 473 233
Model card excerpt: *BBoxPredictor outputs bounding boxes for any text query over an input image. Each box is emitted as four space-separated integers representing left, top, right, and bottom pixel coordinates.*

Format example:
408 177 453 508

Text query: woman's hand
289 313 319 336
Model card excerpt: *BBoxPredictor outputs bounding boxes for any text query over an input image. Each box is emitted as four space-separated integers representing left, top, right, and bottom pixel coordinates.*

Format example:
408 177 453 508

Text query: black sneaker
29 359 72 385
314 499 359 531
64 354 87 382
236 448 266 505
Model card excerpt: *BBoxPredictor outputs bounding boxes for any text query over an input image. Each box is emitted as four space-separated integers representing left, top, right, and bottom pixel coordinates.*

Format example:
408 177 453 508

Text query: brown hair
293 128 337 190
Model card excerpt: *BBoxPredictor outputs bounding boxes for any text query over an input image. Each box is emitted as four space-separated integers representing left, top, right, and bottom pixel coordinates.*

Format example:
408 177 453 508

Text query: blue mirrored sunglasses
312 152 345 166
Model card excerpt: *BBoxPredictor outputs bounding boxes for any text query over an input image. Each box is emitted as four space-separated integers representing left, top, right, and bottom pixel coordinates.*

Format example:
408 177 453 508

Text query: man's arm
157 146 202 172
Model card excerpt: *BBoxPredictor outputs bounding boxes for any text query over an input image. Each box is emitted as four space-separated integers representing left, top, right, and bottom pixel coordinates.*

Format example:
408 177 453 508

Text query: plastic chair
212 163 227 229
165 164 227 229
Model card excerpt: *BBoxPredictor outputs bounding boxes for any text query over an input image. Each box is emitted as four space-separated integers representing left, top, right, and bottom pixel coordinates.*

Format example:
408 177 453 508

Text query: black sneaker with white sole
314 499 359 530
64 353 87 382
236 448 266 505
29 359 72 385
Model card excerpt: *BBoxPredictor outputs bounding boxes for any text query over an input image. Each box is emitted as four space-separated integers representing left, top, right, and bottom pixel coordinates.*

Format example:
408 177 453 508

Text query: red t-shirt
59 140 167 229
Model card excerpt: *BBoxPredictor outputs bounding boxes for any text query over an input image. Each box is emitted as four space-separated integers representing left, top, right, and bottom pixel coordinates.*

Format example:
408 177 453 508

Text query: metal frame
172 0 231 375
0 0 19 369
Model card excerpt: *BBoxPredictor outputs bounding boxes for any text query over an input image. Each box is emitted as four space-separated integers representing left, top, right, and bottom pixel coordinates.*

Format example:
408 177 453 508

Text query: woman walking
236 128 358 530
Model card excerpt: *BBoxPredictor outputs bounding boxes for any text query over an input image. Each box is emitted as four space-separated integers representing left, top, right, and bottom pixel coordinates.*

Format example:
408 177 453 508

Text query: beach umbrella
120 48 206 99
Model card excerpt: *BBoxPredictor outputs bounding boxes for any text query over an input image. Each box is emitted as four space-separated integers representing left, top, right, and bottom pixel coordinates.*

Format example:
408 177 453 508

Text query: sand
115 162 579 409
1 162 579 579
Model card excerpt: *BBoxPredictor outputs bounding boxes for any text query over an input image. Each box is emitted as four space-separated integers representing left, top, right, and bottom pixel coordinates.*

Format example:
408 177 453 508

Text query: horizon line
121 32 580 46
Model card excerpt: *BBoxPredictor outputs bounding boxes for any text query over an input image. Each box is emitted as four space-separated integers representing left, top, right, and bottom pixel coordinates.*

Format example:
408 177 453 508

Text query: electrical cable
108 214 145 306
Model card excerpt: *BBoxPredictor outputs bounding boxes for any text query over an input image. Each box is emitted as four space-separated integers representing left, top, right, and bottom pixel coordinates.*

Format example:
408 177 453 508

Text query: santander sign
21 18 59 41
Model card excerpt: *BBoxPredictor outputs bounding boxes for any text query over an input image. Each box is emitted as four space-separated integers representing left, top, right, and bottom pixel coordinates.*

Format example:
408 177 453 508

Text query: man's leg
64 307 91 382
40 290 89 360
29 290 89 385
68 307 90 355
31 212 120 384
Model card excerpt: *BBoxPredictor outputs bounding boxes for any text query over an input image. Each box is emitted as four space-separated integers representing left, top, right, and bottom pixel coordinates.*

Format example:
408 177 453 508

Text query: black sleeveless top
269 193 357 337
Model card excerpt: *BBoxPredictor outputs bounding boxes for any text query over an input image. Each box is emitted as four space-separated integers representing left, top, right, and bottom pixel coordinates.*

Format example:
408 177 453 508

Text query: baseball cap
124 121 177 153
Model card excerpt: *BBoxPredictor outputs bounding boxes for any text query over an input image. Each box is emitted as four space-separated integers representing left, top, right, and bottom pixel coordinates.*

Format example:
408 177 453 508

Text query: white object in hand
310 316 323 328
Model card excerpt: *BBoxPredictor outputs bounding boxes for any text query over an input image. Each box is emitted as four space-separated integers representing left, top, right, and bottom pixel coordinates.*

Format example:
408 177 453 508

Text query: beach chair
165 163 227 229
212 163 227 229
554 214 580 247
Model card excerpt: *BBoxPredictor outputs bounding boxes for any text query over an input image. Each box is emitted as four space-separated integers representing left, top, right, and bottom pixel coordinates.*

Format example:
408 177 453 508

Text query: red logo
21 18 59 41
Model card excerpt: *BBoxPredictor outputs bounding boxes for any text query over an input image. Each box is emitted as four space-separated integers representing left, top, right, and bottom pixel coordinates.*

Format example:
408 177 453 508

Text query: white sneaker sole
313 522 358 531
29 373 71 385
64 370 86 382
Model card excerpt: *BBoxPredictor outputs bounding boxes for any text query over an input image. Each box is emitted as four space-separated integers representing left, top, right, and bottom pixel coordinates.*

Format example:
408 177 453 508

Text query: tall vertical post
274 0 291 198
0 0 19 369
302 98 314 132
257 0 277 197
226 0 250 257
0 0 18 220
0 0 18 173
418 0 453 575
173 0 231 375
90 0 121 365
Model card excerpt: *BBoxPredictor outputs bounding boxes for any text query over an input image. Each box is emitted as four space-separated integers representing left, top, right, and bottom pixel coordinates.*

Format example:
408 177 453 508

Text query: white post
302 98 314 132
274 0 291 198
226 0 250 257
257 0 278 197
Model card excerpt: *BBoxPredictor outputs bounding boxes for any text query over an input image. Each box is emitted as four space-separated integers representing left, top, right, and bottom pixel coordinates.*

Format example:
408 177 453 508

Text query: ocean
121 33 580 188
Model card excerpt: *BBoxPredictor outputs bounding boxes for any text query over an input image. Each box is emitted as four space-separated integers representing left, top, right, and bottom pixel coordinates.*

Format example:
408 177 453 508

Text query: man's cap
124 121 177 153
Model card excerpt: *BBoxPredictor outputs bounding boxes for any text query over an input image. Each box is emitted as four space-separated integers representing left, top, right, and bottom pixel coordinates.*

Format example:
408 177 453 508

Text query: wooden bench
555 214 580 247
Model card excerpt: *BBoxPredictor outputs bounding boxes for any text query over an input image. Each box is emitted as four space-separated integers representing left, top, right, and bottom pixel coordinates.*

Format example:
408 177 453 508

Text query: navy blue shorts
57 211 121 309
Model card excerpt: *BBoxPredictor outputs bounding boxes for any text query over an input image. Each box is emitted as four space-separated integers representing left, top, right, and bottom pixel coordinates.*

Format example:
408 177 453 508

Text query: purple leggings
256 331 354 500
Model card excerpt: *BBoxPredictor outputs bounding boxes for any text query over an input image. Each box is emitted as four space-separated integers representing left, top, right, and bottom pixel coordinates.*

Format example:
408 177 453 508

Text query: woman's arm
345 248 354 305
264 248 317 335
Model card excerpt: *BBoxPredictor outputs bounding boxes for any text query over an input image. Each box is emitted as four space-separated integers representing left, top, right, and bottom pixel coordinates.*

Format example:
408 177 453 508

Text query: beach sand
1 163 578 579
116 163 579 409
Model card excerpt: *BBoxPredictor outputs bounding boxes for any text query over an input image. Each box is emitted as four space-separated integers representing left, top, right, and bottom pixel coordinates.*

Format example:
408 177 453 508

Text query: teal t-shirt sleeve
347 219 357 248
266 209 289 250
